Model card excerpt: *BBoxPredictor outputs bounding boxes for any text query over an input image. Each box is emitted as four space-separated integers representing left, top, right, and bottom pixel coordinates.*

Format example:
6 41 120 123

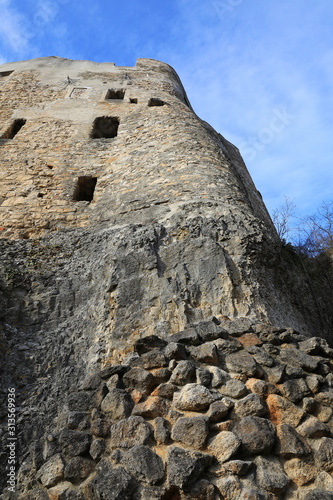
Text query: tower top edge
0 56 174 74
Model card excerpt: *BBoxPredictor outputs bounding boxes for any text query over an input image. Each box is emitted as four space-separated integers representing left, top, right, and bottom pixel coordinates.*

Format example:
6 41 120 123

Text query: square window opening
90 116 119 139
0 70 14 77
105 89 125 100
1 119 26 139
148 98 165 107
73 176 97 203
130 98 138 104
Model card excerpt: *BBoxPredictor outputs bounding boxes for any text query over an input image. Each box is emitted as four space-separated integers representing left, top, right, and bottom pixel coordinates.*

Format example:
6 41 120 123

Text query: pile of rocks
19 318 333 499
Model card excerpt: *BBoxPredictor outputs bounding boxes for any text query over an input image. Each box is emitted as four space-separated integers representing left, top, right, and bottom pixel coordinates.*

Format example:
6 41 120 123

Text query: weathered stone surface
266 394 305 426
151 383 177 399
187 479 216 500
188 342 218 364
37 454 65 487
60 430 91 457
302 490 333 500
196 367 213 386
123 367 157 395
315 471 333 492
239 333 263 348
276 424 311 457
64 457 95 481
235 416 276 454
170 328 200 345
299 337 327 355
246 378 278 398
233 394 267 418
122 445 165 484
171 416 209 449
91 418 110 437
314 437 333 472
140 349 168 369
67 411 90 431
173 383 217 411
315 392 333 407
213 337 243 355
284 457 317 486
277 348 318 372
254 456 289 494
86 460 134 499
109 416 151 448
220 459 253 476
68 392 94 412
246 346 274 367
154 417 170 444
297 416 330 438
223 318 253 336
208 431 241 463
208 400 233 421
170 360 196 386
207 366 230 388
47 482 74 500
303 397 317 413
306 375 322 394
89 438 105 460
238 487 273 500
219 378 248 399
132 395 170 418
100 388 134 421
280 378 311 403
134 336 168 355
225 351 257 377
165 342 187 360
216 475 242 500
167 446 212 489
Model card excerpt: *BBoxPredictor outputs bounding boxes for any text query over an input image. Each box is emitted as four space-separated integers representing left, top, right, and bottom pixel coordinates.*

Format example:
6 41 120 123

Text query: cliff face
0 58 332 499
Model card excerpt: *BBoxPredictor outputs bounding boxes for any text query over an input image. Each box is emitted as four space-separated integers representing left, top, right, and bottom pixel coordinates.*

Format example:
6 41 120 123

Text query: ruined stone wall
0 57 331 499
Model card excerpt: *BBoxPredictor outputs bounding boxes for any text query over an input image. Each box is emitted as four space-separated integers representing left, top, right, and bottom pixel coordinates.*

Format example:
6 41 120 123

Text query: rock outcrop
0 57 332 498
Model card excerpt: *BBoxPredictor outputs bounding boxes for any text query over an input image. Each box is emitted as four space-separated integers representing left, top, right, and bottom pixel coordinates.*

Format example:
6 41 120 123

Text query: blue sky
0 0 332 228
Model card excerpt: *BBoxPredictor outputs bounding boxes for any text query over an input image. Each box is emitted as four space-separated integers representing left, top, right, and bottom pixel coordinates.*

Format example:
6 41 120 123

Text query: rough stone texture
167 446 212 489
266 394 305 426
233 394 267 418
85 460 134 499
235 416 276 454
36 454 65 487
170 360 196 386
216 475 242 499
275 424 311 457
208 431 241 463
122 445 165 484
314 438 333 472
284 457 317 486
254 456 289 494
100 388 134 420
173 383 217 411
171 416 209 449
219 378 248 398
0 57 332 499
109 416 151 449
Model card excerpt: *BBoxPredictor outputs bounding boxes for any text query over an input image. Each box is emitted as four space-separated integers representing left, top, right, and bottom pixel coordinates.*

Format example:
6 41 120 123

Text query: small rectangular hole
105 89 125 100
0 71 14 77
90 116 119 139
1 119 26 139
148 98 165 107
73 176 97 202
130 98 138 104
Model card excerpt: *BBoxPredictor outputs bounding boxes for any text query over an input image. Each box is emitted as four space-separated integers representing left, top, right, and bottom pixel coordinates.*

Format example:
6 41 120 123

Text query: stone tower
0 58 332 499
